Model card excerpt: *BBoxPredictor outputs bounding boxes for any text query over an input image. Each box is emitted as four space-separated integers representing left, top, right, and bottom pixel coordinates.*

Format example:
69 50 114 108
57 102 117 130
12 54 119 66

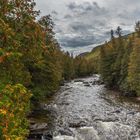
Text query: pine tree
110 29 114 40
116 26 122 38
135 21 140 37
127 39 140 95
63 52 75 80
100 43 115 87
113 27 124 87
119 39 133 91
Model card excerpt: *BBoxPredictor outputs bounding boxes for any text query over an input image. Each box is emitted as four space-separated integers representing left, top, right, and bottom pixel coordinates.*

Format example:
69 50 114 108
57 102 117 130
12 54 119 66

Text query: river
29 75 140 140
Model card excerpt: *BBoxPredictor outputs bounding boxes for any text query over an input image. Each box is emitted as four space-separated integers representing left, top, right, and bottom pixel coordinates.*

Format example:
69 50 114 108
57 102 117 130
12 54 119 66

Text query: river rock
122 91 137 97
28 133 43 140
92 80 104 85
137 97 140 101
112 109 121 114
83 82 91 87
30 123 48 131
43 133 53 140
58 128 73 136
69 121 87 128
74 79 84 82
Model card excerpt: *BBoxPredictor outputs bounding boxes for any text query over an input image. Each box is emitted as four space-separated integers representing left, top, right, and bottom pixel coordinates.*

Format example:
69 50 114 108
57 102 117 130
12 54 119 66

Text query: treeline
100 24 140 96
0 0 93 139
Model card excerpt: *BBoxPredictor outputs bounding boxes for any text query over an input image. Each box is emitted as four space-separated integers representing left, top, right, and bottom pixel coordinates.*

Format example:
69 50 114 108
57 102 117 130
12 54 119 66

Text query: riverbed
29 75 140 140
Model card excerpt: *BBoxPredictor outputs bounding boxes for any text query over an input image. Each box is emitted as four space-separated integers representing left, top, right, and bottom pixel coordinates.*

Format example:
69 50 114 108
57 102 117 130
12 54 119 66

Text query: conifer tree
128 39 140 95
119 39 132 90
116 26 122 38
135 21 140 37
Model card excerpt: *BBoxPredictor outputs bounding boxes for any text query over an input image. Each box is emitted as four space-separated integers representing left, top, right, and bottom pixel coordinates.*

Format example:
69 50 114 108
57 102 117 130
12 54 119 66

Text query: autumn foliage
0 84 31 140
0 0 94 139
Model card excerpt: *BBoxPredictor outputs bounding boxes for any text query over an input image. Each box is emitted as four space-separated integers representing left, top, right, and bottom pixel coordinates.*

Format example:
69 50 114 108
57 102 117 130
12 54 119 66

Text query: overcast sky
34 0 140 55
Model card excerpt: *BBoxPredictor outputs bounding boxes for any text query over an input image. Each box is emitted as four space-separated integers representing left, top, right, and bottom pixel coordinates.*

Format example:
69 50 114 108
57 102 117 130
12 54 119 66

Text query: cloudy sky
35 0 140 55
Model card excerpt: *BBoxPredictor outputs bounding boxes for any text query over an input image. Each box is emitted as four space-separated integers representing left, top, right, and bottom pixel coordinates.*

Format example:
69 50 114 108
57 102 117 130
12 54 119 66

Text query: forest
0 0 140 139
0 0 93 139
85 25 140 97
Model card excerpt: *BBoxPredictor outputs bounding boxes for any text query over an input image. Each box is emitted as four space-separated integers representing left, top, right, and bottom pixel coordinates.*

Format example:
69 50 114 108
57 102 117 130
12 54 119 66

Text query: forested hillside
85 25 140 97
0 0 93 139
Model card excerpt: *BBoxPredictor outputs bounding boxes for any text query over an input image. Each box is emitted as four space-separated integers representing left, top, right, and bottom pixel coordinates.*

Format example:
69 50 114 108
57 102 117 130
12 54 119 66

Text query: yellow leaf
0 109 7 115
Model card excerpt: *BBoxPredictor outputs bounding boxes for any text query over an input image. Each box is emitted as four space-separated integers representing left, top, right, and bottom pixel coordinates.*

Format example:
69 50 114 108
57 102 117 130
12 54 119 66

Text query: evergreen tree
119 39 133 91
113 27 124 87
100 43 116 87
116 26 122 38
135 21 140 37
63 52 75 80
110 29 114 40
128 39 140 95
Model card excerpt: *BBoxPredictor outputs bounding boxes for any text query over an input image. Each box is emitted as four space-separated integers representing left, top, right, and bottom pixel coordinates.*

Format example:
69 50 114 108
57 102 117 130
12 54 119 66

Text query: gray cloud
67 2 77 10
67 2 107 16
60 34 108 48
64 14 72 19
60 36 96 48
71 23 93 33
56 2 111 50
51 10 58 15
35 0 140 55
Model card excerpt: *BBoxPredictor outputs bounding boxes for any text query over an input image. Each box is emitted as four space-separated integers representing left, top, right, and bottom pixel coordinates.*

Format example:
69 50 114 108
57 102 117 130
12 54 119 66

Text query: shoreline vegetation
84 25 140 97
0 0 139 139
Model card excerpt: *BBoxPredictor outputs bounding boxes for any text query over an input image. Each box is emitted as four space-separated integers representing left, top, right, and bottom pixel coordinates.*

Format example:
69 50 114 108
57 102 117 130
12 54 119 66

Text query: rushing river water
29 75 140 140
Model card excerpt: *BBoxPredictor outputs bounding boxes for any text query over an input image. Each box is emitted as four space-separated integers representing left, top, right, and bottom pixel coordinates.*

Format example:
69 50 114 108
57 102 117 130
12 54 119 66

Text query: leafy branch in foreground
0 84 31 140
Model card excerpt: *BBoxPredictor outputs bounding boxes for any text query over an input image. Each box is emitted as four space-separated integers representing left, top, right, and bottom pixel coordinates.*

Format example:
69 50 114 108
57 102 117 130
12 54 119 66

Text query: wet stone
74 79 84 82
30 123 48 131
43 133 53 140
58 128 73 136
69 121 87 128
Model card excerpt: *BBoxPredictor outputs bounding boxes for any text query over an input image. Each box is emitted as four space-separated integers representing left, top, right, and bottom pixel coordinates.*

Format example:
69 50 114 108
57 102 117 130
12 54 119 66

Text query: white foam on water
77 126 100 140
53 135 77 140
99 121 114 131
53 127 100 140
